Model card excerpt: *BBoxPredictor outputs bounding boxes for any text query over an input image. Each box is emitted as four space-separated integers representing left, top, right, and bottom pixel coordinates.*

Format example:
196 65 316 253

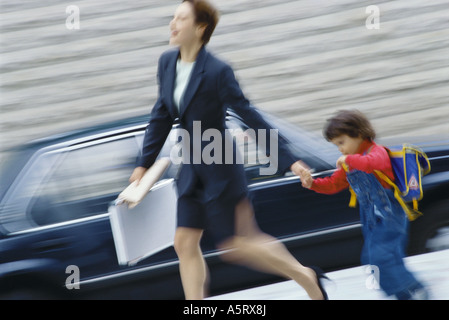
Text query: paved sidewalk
209 249 449 300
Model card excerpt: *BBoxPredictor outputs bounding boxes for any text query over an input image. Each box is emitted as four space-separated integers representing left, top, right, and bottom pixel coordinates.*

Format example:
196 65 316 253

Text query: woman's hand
129 166 147 185
290 160 313 189
290 160 310 176
299 168 313 189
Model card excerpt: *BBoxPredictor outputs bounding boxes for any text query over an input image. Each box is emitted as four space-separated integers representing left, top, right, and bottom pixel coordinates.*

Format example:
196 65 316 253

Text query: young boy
298 109 428 300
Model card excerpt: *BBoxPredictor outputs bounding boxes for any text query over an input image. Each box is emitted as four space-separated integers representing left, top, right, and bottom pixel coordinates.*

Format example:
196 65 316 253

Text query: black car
1 111 448 299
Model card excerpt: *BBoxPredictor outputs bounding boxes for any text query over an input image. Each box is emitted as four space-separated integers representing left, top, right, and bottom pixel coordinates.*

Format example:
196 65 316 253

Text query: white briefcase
109 179 178 266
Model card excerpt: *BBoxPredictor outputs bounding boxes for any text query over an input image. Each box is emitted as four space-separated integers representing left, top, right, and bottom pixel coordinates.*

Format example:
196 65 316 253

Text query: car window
27 136 141 227
135 129 181 180
0 151 61 233
0 127 185 234
226 118 283 182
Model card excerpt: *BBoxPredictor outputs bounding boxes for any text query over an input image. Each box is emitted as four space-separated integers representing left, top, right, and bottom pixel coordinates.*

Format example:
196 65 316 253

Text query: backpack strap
342 159 422 221
341 145 373 208
374 170 422 221
342 163 357 208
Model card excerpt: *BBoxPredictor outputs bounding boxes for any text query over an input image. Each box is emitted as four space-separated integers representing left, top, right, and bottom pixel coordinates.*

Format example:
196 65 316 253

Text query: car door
0 129 186 299
225 117 363 271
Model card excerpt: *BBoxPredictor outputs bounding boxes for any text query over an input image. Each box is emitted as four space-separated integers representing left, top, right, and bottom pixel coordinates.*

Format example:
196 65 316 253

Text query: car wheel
408 200 449 254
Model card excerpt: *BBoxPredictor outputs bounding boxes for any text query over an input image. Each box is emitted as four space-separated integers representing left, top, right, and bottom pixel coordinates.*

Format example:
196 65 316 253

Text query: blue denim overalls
346 169 426 299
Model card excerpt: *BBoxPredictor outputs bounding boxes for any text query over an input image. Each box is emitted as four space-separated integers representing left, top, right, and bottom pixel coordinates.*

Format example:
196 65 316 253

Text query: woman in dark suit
130 0 327 300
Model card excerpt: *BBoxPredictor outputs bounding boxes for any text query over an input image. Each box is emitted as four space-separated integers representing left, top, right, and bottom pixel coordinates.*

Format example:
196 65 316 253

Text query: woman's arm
217 64 297 173
131 55 174 183
137 96 173 169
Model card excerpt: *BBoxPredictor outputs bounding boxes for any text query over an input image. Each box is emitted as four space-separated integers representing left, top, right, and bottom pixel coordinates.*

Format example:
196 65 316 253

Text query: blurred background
1 0 449 164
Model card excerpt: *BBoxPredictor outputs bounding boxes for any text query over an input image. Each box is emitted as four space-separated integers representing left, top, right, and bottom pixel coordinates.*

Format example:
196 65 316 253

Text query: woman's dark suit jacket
137 46 296 238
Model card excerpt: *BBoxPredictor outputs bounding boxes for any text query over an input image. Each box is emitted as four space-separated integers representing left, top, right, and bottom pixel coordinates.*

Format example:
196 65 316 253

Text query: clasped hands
291 155 347 189
290 160 313 189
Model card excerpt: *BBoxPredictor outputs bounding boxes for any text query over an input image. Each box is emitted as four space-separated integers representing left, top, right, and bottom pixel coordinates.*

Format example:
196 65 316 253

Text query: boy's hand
336 155 347 169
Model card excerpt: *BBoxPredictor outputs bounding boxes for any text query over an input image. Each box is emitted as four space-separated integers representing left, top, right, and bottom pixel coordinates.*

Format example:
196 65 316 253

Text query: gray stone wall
1 0 448 162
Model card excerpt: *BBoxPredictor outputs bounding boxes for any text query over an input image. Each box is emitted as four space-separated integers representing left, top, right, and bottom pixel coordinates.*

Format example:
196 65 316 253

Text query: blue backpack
346 144 431 221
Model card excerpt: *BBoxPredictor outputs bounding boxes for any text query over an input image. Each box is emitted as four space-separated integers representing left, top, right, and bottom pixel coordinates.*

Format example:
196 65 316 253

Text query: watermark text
169 121 279 175
66 5 80 30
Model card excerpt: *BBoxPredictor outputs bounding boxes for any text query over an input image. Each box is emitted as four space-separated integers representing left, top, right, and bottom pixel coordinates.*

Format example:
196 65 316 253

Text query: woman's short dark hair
183 0 220 45
323 109 376 141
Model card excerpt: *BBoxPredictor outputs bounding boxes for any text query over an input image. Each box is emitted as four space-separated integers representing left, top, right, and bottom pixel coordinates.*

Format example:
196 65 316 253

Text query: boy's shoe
396 284 430 300
409 287 430 300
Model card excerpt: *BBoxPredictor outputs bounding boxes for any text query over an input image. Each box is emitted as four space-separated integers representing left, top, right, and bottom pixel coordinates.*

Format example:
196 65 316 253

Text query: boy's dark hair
183 0 220 45
323 109 376 141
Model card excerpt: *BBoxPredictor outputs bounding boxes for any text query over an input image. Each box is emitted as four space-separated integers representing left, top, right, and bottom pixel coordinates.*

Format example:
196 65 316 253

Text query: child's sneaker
396 284 430 300
409 286 430 300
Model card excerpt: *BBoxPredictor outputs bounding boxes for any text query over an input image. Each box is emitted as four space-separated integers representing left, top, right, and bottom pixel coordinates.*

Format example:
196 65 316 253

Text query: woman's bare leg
219 198 325 300
174 227 208 300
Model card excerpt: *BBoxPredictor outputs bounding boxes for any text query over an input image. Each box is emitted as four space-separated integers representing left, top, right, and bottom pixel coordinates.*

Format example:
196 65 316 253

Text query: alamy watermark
65 265 80 289
65 264 380 291
169 121 279 175
366 5 380 30
64 4 380 32
365 265 380 290
62 3 380 173
66 5 80 30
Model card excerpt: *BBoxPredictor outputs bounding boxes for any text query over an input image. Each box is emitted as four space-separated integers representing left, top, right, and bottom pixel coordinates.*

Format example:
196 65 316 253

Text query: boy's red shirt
310 139 395 194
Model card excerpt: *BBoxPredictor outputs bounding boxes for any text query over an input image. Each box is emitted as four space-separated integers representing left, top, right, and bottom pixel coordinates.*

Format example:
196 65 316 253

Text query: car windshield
263 111 339 167
0 148 36 202
228 110 338 174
